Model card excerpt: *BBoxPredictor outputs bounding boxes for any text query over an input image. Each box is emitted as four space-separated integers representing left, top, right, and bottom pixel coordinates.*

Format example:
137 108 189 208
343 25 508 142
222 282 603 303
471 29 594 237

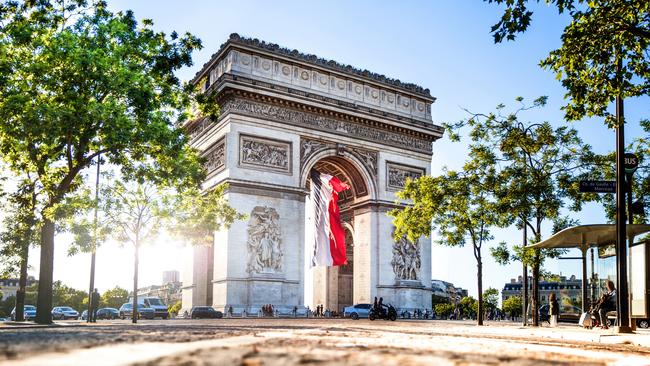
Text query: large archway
306 155 371 313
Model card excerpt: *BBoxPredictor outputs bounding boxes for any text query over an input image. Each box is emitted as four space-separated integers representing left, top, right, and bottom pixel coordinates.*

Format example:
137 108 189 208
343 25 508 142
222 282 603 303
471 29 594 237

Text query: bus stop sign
625 153 639 174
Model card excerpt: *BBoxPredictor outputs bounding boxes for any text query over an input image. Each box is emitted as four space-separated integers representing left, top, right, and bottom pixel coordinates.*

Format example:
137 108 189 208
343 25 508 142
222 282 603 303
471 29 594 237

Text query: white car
51 306 80 320
343 304 372 320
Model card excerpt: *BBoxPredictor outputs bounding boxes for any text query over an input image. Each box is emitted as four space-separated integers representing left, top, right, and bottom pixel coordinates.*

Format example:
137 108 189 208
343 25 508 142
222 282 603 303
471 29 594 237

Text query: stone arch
299 147 378 202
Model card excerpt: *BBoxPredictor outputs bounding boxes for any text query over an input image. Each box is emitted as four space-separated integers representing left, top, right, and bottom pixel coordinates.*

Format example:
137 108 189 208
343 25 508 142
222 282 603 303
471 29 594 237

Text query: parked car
10 305 36 321
119 303 155 320
81 310 88 321
343 303 372 320
539 304 582 323
190 306 223 319
97 307 119 320
51 306 80 320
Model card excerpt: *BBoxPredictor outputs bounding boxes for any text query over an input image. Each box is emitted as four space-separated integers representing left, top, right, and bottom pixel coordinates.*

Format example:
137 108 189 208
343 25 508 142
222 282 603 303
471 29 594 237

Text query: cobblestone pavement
2 319 650 365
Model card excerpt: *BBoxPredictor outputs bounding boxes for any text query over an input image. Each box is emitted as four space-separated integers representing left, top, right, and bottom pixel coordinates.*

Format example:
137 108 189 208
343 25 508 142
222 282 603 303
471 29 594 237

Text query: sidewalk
426 320 650 347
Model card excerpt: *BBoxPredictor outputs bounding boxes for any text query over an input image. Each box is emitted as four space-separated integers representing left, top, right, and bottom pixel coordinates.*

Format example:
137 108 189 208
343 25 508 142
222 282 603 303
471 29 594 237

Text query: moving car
343 303 372 320
190 306 223 319
97 307 119 320
51 306 80 320
10 305 36 321
539 304 581 323
119 303 155 320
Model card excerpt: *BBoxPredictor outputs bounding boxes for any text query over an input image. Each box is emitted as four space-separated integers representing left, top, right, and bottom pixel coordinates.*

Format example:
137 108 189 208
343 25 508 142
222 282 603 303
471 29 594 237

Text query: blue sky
35 1 649 299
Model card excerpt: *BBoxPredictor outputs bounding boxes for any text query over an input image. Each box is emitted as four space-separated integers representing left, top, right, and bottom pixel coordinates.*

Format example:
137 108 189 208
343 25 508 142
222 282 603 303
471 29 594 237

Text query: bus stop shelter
530 224 650 313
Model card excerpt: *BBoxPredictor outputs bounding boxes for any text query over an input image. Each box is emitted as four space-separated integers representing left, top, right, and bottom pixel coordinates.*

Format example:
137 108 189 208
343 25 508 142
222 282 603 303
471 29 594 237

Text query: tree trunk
477 254 484 326
14 244 29 322
522 221 528 326
35 219 55 324
532 251 540 326
132 240 139 324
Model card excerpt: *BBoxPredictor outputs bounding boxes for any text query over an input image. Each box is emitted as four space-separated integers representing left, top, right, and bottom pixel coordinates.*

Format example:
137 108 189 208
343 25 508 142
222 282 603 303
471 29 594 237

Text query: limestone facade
182 34 443 314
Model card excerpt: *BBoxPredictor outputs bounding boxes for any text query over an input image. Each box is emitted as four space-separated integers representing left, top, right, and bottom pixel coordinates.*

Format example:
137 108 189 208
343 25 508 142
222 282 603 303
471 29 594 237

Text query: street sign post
579 180 616 194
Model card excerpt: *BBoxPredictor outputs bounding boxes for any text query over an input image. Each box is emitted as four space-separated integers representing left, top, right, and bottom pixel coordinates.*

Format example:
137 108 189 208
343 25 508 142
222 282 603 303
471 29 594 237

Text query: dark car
97 307 119 320
191 306 223 319
119 303 155 320
539 304 582 323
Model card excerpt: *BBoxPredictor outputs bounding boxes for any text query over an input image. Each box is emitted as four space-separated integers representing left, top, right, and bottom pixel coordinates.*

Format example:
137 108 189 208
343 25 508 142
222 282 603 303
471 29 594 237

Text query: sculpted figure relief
387 163 424 189
247 206 283 274
240 136 290 172
391 237 421 281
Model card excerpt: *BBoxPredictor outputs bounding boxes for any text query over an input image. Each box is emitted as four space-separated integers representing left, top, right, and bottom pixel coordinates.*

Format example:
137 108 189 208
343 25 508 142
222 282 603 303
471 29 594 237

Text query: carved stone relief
246 206 283 274
391 237 421 281
300 137 378 181
386 162 425 190
202 137 225 176
239 134 291 174
221 98 433 153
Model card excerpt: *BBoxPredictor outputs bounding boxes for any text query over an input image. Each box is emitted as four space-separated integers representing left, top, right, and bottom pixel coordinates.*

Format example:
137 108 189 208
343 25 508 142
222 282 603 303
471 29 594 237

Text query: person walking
549 292 559 327
90 288 101 323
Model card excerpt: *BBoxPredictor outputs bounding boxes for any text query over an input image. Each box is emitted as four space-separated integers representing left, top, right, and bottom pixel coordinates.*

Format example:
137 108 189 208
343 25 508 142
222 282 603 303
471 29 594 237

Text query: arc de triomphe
182 34 443 314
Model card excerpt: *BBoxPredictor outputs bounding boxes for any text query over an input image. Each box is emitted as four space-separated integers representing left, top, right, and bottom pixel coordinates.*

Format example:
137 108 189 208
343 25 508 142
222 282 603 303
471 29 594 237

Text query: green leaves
488 0 650 124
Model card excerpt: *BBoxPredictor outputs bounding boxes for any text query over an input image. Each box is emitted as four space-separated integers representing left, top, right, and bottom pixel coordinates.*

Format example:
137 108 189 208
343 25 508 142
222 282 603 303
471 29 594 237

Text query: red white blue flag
310 169 350 267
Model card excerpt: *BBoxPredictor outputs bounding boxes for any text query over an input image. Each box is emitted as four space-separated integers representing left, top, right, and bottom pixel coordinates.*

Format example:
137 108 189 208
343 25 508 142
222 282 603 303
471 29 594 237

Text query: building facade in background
163 270 180 284
182 34 443 315
502 275 582 306
431 279 468 305
0 276 36 299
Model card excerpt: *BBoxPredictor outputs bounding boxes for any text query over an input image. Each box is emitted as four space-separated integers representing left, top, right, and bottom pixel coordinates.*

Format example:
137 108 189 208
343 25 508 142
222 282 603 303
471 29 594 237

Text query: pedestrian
549 292 559 327
373 297 378 312
90 288 100 323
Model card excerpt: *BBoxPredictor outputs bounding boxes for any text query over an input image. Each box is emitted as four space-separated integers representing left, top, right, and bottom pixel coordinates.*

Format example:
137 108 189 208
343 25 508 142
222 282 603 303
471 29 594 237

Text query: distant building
502 275 582 306
0 276 36 299
431 279 468 305
162 270 180 284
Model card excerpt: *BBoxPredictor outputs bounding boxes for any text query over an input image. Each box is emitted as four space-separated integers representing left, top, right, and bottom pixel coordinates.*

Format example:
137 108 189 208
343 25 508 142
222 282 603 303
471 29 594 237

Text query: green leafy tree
51 281 87 312
391 169 501 326
483 287 500 314
100 286 129 309
168 300 182 317
487 0 650 125
0 1 208 324
459 296 478 319
0 295 16 318
0 178 39 321
434 303 455 319
502 296 523 320
449 97 595 326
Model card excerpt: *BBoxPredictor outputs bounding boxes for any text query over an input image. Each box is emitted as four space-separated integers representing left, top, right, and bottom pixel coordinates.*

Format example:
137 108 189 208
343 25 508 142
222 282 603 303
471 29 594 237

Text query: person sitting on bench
592 280 617 329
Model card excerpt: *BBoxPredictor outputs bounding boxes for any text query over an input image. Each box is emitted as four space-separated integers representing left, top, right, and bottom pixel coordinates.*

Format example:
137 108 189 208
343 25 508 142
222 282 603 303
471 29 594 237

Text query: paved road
2 318 650 365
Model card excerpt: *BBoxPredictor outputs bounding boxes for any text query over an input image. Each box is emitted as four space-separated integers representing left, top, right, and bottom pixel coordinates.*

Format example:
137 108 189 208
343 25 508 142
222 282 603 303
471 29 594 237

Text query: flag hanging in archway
310 169 350 267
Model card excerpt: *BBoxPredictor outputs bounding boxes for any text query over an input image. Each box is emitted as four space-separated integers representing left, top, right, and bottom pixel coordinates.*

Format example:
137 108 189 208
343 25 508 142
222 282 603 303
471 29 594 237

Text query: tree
168 300 182 318
502 296 523 320
434 303 455 319
448 97 595 326
0 1 208 324
51 281 87 312
391 163 502 325
483 287 500 314
100 286 129 309
459 296 478 320
0 178 39 321
487 0 650 124
102 181 166 324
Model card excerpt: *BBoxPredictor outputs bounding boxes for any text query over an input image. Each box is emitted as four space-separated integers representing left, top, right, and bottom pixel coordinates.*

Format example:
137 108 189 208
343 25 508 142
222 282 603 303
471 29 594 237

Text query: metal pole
522 222 528 326
590 248 596 303
615 69 632 332
87 153 101 322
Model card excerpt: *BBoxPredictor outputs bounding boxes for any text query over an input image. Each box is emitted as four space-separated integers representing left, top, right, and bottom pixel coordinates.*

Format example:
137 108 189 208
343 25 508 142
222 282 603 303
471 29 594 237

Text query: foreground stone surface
1 319 650 365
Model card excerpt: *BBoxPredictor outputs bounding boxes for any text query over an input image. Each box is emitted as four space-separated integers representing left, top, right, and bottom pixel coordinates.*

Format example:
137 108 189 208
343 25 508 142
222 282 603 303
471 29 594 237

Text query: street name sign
579 180 616 193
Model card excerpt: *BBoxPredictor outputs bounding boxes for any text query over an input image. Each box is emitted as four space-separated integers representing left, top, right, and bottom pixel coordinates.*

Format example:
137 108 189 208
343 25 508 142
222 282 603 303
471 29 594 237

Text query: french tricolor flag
310 169 350 267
